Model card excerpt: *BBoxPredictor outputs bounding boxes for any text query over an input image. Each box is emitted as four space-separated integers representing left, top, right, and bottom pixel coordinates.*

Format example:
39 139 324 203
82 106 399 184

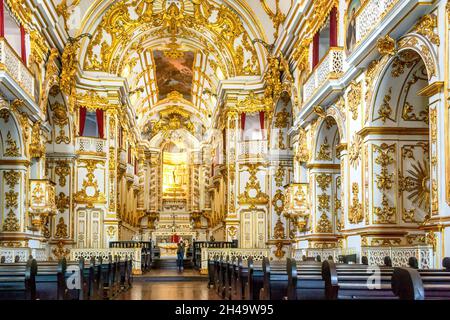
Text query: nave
0 0 450 305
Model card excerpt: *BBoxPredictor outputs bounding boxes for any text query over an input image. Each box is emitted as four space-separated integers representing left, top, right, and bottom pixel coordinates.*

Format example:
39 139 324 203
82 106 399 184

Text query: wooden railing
70 248 143 274
361 245 434 269
109 241 152 249
193 241 238 269
200 247 269 274
0 247 47 262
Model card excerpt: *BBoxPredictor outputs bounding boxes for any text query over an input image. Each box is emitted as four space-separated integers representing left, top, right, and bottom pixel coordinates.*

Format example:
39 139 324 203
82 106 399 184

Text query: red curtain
0 0 4 37
313 31 320 68
222 128 226 157
20 25 26 64
259 111 265 139
329 7 338 47
96 109 104 138
119 127 123 148
134 158 138 175
128 146 131 163
79 107 87 136
241 112 246 139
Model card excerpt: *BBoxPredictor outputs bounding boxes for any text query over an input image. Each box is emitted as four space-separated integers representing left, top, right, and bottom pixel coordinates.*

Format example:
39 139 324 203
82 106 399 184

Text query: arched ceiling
54 0 293 140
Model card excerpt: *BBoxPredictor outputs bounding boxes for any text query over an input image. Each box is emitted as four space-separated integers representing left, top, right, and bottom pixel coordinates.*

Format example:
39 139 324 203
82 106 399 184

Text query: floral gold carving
374 194 396 224
316 213 332 233
414 14 440 46
377 34 396 56
4 132 20 157
316 173 332 191
4 171 20 189
55 161 71 187
54 217 68 239
347 81 362 120
378 88 393 122
56 192 70 213
349 183 363 224
317 137 332 161
274 218 285 240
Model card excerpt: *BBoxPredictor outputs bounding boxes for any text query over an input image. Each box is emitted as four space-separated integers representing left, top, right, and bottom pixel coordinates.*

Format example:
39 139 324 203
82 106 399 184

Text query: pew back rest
322 260 395 299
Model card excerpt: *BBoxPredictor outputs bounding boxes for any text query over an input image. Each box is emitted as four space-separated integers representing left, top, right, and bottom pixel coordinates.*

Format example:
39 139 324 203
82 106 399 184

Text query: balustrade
70 248 142 274
238 140 268 159
361 245 434 269
0 38 35 99
356 0 399 44
76 137 106 155
200 247 269 274
303 47 344 102
0 247 47 262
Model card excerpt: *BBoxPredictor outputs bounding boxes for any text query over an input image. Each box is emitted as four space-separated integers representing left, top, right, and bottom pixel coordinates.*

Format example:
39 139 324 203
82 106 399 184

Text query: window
3 4 28 64
79 107 104 138
84 111 99 137
4 8 21 54
312 7 338 69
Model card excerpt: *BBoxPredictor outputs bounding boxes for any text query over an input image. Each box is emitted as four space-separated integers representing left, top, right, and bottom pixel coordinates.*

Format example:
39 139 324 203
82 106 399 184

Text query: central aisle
115 270 220 300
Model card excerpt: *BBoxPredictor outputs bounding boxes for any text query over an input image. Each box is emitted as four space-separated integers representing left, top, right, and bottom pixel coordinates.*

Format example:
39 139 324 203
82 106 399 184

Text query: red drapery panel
329 7 338 47
119 127 123 148
222 128 226 157
259 111 265 139
312 31 320 68
134 158 138 175
241 112 246 139
0 0 4 37
128 146 132 164
79 107 87 136
20 25 26 64
96 109 104 138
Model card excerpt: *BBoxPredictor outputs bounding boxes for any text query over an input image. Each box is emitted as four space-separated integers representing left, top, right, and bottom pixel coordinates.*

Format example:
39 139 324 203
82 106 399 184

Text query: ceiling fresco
153 50 195 101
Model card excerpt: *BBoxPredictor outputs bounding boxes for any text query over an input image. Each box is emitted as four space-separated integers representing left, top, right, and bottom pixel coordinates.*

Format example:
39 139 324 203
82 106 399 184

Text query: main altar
158 243 179 258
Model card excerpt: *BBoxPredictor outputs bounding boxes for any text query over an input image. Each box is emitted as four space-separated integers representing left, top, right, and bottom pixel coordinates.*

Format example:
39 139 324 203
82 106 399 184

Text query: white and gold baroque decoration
74 160 106 208
238 164 269 210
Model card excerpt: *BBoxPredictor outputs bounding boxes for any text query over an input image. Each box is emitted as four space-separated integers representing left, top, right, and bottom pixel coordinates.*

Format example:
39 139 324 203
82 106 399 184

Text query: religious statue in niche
345 0 361 55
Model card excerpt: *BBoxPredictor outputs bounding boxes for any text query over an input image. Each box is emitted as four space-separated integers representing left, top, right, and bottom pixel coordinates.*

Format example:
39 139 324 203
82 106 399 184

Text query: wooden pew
245 257 264 300
118 255 132 291
228 257 240 300
216 256 227 297
259 257 288 300
224 256 235 300
287 258 325 300
233 257 248 300
322 260 397 299
0 258 37 300
97 256 115 300
35 258 68 300
207 255 216 288
392 258 450 300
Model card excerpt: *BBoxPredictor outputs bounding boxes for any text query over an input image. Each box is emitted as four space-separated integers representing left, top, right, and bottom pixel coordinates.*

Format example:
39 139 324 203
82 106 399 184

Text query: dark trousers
177 253 184 268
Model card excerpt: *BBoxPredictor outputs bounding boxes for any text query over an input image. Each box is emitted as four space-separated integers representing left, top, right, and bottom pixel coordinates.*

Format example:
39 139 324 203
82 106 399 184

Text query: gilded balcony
76 137 107 157
238 140 268 160
355 0 400 44
0 38 35 100
303 47 344 103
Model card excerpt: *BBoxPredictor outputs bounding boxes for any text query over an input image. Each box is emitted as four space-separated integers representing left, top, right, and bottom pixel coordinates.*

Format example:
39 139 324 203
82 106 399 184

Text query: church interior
0 0 450 302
